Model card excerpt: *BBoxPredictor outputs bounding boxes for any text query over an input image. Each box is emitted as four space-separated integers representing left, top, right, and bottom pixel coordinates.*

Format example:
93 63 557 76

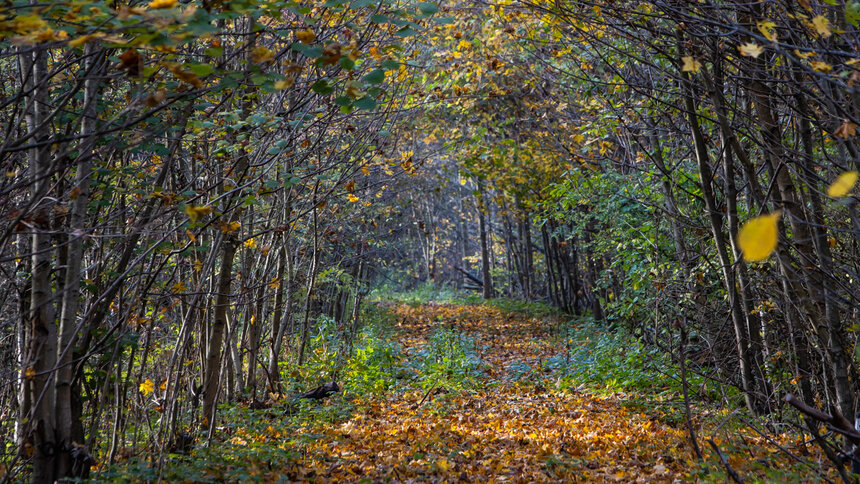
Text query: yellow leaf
737 211 781 262
218 221 241 233
810 60 832 72
826 171 858 198
147 0 177 9
244 238 257 249
812 15 831 38
69 34 98 48
437 458 450 471
347 194 360 203
193 259 203 272
274 78 294 90
296 29 315 44
184 204 213 222
738 42 764 58
250 46 273 63
681 56 701 74
757 20 778 42
139 379 155 395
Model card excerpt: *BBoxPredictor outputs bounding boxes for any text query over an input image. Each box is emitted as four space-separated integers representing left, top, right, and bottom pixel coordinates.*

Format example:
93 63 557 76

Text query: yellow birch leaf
826 171 858 198
812 15 831 38
810 60 832 72
184 204 213 222
69 34 96 48
347 194 360 202
296 29 315 44
757 20 778 42
250 46 273 63
139 379 155 395
738 42 764 58
737 211 781 262
681 56 702 73
148 0 177 9
274 78 294 90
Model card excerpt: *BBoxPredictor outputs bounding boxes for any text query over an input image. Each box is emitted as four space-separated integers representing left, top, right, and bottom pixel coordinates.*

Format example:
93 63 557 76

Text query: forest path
286 303 694 482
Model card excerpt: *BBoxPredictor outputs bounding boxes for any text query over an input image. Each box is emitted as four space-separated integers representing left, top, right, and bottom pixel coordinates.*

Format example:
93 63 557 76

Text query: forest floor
128 302 837 483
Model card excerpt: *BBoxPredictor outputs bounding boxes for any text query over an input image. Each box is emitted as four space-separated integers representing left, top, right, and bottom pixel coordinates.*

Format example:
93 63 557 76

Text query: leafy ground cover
106 302 837 482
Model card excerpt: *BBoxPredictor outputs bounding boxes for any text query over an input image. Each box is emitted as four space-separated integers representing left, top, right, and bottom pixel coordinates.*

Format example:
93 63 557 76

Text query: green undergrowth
98 303 483 481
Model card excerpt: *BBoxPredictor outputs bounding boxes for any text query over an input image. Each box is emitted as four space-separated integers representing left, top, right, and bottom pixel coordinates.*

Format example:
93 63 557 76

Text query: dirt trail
288 303 693 482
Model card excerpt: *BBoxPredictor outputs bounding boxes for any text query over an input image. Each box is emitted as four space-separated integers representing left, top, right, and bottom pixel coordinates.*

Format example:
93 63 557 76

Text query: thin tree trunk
679 51 760 413
477 182 494 299
298 184 320 366
201 235 238 428
22 39 59 484
55 44 104 480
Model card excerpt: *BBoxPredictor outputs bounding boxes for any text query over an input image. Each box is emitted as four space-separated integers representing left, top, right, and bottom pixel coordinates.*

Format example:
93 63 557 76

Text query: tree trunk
679 52 761 413
298 184 320 366
202 235 238 430
477 182 494 299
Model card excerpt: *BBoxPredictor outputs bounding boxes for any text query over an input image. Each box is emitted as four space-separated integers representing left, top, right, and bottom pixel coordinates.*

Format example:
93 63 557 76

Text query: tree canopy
2 0 860 481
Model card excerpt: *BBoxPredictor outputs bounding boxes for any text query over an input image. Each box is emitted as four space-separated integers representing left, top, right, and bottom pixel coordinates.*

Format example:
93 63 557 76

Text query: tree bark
477 181 494 299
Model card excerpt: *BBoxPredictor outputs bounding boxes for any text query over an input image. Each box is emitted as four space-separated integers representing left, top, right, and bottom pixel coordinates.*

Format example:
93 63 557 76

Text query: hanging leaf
184 204 213 222
296 29 315 43
148 0 177 9
812 15 832 38
737 211 781 262
139 379 155 395
826 171 859 198
738 42 764 58
834 120 857 139
756 20 778 42
681 56 702 73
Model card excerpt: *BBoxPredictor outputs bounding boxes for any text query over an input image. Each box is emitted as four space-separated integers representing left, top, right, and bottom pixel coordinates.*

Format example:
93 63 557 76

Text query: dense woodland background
2 0 860 481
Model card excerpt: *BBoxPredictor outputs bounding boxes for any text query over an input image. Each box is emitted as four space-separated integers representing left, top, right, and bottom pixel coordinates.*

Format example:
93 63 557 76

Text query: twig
784 394 860 445
707 438 744 484
740 417 836 484
418 382 438 407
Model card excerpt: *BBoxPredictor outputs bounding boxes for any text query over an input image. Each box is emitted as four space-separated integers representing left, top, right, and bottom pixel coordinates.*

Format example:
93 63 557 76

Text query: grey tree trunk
22 41 59 483
202 235 238 430
476 182 493 299
55 44 104 479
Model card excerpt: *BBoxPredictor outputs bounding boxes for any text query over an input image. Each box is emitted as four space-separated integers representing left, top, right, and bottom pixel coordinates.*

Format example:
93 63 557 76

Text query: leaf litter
188 303 838 483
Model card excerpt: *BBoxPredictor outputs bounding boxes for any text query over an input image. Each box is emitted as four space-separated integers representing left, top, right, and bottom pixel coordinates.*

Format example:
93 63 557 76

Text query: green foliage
549 318 718 401
368 281 465 306
343 308 402 395
412 327 483 391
